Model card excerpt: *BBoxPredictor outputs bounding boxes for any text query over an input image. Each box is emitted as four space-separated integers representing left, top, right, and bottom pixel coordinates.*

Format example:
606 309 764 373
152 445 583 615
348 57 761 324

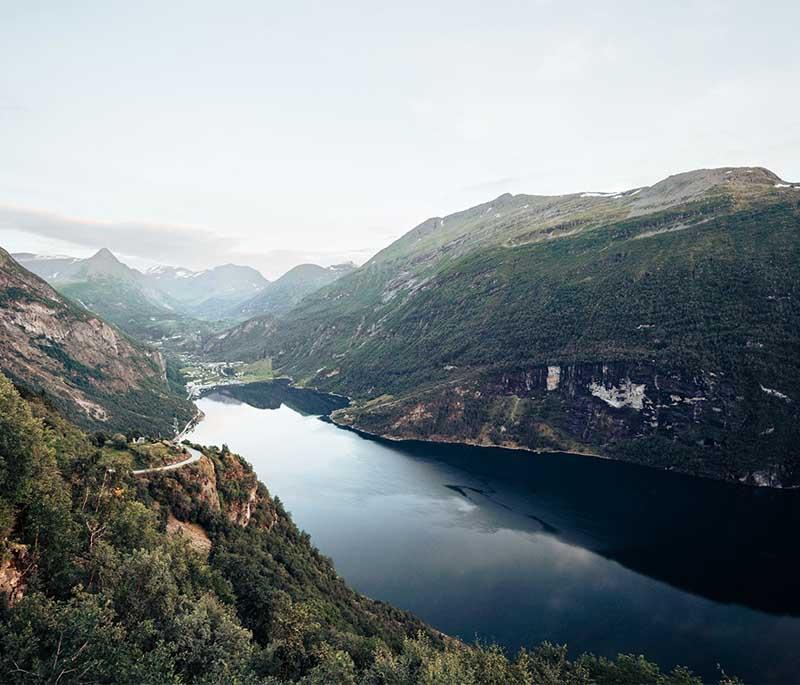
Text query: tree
171 594 254 684
111 433 128 449
0 590 129 684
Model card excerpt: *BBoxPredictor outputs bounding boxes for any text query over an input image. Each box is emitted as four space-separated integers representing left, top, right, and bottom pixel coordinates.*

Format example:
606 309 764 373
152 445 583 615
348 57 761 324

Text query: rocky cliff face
0 248 194 435
334 358 799 487
166 513 212 554
0 543 30 607
151 449 278 540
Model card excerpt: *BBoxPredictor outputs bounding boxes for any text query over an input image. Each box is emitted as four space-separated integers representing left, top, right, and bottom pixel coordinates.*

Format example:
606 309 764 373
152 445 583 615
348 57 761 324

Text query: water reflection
381 435 800 618
188 382 800 683
200 379 348 415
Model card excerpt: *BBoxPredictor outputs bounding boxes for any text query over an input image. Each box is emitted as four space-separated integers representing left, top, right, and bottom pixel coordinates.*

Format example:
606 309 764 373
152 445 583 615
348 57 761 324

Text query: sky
1 0 798 278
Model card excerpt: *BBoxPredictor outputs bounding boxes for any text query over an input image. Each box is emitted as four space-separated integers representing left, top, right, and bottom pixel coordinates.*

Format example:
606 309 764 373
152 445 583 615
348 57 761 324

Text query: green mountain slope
0 248 194 435
230 262 356 320
204 167 800 486
0 374 718 684
145 263 269 320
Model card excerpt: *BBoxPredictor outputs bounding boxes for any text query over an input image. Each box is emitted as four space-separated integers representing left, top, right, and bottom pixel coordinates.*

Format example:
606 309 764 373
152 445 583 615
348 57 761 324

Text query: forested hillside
204 168 800 486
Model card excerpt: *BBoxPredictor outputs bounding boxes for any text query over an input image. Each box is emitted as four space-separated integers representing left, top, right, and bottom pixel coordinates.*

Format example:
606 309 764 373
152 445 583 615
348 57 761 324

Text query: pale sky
1 0 798 278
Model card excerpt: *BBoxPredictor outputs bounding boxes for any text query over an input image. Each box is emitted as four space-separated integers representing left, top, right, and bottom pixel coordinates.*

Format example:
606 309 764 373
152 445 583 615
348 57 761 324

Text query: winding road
132 446 203 476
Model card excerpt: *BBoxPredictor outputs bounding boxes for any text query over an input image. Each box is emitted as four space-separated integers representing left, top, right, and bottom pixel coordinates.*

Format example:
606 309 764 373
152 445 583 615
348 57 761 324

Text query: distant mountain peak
229 261 355 320
90 247 119 262
79 247 137 282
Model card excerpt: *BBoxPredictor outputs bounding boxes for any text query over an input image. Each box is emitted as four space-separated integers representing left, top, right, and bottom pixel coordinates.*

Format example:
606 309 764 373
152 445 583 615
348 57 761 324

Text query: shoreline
326 414 800 491
186 376 799 491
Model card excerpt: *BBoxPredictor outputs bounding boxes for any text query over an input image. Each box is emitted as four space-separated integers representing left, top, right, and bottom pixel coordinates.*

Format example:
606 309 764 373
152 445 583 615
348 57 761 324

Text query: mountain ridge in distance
11 249 353 336
231 261 357 320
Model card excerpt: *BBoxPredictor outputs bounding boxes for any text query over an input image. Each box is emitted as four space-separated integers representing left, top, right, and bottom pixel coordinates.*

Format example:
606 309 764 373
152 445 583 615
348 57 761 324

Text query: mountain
13 250 264 341
0 372 706 683
14 249 185 336
231 262 356 320
145 263 269 319
16 250 268 303
8 252 83 281
14 251 350 326
0 248 194 435
204 167 800 486
18 248 150 289
70 246 140 282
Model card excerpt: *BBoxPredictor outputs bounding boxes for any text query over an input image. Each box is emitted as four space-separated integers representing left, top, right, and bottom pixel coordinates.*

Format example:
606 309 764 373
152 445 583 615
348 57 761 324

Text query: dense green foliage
0 374 736 684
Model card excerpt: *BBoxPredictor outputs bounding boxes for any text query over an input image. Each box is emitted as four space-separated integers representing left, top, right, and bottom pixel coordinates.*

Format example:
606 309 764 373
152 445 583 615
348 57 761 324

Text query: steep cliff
334 359 797 485
0 248 194 435
145 446 277 532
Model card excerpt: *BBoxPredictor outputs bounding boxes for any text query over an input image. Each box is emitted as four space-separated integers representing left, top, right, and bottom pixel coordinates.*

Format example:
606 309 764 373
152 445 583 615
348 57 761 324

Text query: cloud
0 204 369 278
0 203 228 261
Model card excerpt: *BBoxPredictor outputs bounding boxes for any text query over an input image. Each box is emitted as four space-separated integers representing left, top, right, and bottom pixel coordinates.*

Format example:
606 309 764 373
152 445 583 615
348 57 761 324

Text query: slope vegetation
231 262 356 320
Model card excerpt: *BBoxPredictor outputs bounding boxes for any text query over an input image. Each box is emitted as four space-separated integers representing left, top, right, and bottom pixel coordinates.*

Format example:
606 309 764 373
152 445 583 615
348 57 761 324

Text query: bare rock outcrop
0 543 31 607
166 513 212 555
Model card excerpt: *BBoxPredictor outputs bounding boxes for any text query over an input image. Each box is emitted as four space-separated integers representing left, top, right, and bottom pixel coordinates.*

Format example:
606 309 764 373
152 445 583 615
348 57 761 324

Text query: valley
13 249 354 351
182 358 275 398
3 6 796 681
2 165 798 684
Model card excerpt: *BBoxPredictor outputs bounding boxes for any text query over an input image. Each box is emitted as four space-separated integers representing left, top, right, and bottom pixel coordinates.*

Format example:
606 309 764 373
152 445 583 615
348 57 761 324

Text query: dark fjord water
188 382 800 683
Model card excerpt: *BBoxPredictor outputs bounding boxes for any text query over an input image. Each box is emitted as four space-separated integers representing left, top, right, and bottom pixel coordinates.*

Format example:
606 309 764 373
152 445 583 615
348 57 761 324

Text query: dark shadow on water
200 379 349 416
444 484 561 534
204 381 800 619
362 431 800 619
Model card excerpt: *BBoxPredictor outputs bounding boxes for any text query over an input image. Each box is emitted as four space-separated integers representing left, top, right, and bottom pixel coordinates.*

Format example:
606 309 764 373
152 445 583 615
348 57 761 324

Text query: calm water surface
188 382 800 683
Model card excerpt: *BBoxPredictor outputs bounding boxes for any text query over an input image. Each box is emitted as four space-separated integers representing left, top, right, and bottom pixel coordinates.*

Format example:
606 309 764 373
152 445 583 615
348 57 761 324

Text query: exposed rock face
161 451 277 532
546 365 561 391
227 486 259 527
166 513 212 554
156 454 221 514
0 248 194 434
0 543 31 607
589 378 646 410
215 452 272 528
334 360 800 486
